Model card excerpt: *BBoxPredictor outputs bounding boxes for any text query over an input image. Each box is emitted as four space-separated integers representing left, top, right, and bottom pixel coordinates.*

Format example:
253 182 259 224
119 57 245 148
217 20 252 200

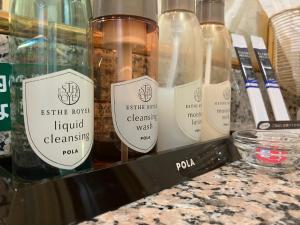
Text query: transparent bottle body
10 0 92 180
158 11 203 86
200 23 232 142
201 24 231 84
157 11 204 151
90 16 158 165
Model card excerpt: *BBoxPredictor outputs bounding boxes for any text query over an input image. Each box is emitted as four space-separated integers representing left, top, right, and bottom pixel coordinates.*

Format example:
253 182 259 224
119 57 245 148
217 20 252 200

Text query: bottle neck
196 0 224 25
93 0 158 23
161 0 195 14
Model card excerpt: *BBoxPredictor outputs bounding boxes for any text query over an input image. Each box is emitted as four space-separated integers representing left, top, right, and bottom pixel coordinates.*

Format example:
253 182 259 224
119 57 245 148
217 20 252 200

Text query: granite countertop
80 161 300 225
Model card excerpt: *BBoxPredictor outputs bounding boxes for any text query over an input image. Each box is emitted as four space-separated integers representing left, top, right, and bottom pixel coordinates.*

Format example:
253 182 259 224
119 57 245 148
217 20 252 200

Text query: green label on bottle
0 63 11 132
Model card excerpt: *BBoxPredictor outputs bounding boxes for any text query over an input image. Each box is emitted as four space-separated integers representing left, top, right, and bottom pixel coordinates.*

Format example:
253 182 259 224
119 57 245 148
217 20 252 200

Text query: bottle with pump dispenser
10 0 94 180
91 0 159 165
157 0 203 151
196 0 232 142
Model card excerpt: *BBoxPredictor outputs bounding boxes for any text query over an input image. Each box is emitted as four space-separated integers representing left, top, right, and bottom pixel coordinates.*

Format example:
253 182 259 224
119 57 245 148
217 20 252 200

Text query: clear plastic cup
233 130 300 173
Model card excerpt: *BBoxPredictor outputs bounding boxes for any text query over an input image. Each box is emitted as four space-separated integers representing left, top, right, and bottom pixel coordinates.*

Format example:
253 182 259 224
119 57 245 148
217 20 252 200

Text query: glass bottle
91 0 158 166
196 0 232 142
157 0 204 151
10 0 94 181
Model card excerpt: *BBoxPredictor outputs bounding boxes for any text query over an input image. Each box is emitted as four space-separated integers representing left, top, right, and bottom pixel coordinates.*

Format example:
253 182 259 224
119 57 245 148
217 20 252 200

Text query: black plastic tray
0 138 239 225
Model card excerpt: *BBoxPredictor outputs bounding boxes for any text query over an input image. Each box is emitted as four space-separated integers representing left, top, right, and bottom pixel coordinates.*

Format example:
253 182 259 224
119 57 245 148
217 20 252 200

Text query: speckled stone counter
80 161 300 225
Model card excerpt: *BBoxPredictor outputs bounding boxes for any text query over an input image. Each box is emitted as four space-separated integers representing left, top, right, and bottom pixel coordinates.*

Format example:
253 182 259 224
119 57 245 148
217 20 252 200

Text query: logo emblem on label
194 87 201 103
138 83 152 102
58 81 80 105
223 87 231 100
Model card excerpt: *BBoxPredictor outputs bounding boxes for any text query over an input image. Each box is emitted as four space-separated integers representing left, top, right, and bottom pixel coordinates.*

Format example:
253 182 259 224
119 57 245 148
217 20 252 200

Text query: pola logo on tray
176 158 196 171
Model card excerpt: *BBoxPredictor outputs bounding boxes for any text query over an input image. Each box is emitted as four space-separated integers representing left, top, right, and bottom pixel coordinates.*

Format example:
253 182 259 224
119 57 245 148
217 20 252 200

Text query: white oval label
23 69 94 170
111 76 158 153
258 122 271 130
174 80 202 141
202 81 231 135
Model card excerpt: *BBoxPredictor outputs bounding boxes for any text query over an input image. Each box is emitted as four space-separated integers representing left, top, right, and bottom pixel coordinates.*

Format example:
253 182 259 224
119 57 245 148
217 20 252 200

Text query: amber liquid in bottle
90 16 158 166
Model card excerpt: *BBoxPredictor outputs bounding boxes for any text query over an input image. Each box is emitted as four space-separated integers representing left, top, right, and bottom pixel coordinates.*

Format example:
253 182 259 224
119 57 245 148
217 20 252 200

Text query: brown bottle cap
93 0 158 22
161 0 195 13
196 0 224 24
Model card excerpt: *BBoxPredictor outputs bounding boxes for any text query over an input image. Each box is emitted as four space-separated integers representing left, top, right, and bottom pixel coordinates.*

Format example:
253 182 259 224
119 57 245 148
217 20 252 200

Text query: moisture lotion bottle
91 0 159 165
157 0 204 151
197 0 232 142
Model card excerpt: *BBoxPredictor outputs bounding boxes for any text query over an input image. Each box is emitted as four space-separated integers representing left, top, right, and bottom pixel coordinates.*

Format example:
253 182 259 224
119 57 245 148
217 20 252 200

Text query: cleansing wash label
111 76 158 153
23 69 94 170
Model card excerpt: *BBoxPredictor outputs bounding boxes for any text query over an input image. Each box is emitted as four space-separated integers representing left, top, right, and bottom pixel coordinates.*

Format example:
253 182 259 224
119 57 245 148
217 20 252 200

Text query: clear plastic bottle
196 0 232 142
10 0 93 180
91 0 159 166
157 0 204 151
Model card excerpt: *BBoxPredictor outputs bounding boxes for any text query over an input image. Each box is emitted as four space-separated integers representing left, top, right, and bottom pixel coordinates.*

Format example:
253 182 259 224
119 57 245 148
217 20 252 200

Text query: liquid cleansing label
23 69 94 170
174 80 202 141
111 76 158 153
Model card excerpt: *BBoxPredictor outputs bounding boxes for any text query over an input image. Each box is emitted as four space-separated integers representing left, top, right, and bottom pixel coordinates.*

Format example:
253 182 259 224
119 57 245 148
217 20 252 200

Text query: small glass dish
232 130 300 173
